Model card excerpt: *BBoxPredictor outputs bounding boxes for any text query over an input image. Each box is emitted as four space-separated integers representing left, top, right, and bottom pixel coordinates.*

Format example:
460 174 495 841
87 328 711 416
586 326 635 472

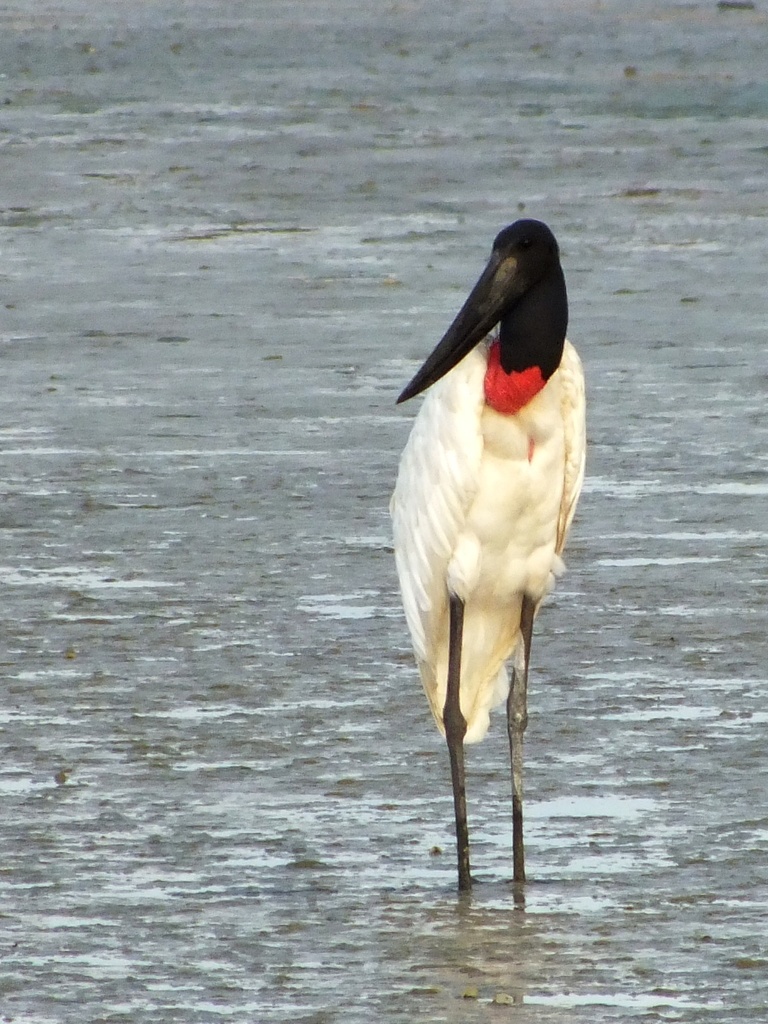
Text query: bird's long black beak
397 249 524 404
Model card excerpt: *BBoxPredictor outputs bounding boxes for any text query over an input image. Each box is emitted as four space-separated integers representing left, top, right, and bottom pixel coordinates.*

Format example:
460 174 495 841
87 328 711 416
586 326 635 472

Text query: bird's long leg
507 595 535 884
444 593 471 891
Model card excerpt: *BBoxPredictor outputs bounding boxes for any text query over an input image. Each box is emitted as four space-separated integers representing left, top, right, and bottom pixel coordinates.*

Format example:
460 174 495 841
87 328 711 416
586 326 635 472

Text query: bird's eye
519 237 534 250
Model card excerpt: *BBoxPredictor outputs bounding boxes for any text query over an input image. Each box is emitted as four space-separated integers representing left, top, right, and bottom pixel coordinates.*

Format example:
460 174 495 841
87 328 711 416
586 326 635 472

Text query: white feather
391 339 586 744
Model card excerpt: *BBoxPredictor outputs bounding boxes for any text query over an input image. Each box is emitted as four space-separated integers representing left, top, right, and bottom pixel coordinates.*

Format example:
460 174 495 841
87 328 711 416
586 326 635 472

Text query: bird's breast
480 375 563 467
458 378 566 601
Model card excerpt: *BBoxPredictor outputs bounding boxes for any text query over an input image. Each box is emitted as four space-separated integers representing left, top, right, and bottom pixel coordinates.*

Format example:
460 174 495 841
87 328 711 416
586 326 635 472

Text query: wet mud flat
1 1 767 1021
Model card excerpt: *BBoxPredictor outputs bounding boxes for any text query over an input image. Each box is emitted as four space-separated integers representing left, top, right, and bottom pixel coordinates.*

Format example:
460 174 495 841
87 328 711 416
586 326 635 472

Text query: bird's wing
390 346 487 665
556 339 586 554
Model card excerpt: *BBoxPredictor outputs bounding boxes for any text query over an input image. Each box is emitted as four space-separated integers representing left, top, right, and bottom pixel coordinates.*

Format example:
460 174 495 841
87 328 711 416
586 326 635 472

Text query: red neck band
483 340 546 415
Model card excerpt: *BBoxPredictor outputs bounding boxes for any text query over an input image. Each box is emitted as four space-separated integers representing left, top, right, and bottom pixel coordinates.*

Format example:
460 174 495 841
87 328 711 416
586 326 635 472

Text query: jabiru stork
391 219 586 890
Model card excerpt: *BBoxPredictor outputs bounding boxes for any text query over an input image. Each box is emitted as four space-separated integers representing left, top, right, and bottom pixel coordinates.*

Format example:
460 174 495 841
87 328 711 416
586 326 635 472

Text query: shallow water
1 1 767 1021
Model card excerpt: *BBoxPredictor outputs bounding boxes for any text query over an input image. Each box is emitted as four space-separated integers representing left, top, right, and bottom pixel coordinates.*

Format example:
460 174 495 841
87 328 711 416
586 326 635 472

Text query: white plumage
392 337 585 744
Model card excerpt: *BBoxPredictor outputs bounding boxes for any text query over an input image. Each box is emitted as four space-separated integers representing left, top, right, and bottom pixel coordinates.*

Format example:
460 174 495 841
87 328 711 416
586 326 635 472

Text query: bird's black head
492 219 567 378
491 219 561 287
397 219 568 403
